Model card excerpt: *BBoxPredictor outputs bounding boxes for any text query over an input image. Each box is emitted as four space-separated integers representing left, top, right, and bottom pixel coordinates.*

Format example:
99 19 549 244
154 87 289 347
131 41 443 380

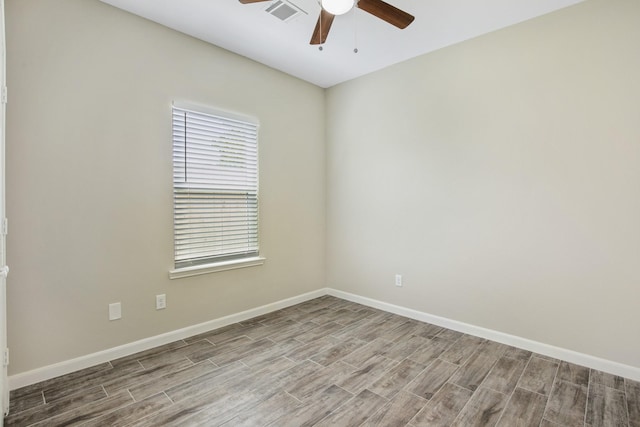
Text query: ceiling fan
239 0 415 45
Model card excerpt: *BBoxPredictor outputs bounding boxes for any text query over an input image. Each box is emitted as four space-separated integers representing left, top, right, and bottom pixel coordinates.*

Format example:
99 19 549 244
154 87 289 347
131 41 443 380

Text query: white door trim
0 0 9 420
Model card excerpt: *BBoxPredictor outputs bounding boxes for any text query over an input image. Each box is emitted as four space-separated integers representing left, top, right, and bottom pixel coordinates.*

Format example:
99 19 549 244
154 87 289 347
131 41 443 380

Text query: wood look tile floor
5 296 640 426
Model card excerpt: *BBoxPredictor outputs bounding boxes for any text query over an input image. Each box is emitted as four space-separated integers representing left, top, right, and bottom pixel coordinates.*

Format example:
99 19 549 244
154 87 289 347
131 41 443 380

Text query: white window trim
170 100 261 277
172 100 259 127
169 256 266 280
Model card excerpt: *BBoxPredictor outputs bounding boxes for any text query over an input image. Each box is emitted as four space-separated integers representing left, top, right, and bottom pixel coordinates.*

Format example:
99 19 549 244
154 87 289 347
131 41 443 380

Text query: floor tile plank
361 390 427 426
369 358 427 399
313 389 387 427
182 390 273 426
482 356 527 394
128 360 218 401
219 391 301 427
208 337 276 366
586 381 629 427
557 361 590 387
407 358 459 400
450 387 508 427
335 355 399 394
242 319 301 341
407 340 448 366
449 350 501 392
103 357 194 395
235 337 303 367
163 360 250 403
5 386 107 427
414 323 446 340
332 308 376 326
135 339 211 370
309 336 364 366
411 382 474 426
495 387 547 427
129 385 247 426
267 385 353 427
254 358 322 392
627 379 640 426
110 340 188 367
517 356 559 396
503 346 533 361
590 369 625 391
81 392 172 427
380 335 431 361
341 337 393 367
186 335 252 364
378 320 425 342
8 390 44 415
286 361 354 401
30 390 133 427
41 360 142 402
284 335 341 361
544 379 588 427
331 317 377 340
183 323 248 345
347 315 408 342
293 321 346 343
439 335 486 366
434 329 464 343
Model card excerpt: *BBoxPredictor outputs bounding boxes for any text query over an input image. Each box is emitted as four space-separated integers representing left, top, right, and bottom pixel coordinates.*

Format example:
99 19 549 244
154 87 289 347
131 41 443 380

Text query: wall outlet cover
156 294 167 310
109 302 122 320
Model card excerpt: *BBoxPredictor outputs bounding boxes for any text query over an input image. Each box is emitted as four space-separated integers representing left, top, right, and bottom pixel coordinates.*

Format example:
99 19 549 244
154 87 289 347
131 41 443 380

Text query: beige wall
326 0 640 368
5 0 326 374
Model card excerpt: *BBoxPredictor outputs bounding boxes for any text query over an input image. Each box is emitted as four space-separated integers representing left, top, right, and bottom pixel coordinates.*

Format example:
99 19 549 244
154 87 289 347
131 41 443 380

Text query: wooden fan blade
238 0 271 3
357 0 414 29
310 9 335 45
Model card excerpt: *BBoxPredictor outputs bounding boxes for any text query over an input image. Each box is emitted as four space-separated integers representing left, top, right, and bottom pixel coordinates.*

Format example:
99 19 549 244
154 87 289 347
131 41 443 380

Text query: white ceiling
99 0 584 88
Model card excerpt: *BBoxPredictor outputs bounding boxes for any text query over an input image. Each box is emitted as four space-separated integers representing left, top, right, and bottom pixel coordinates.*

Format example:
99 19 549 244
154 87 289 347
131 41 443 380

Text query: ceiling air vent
265 0 307 22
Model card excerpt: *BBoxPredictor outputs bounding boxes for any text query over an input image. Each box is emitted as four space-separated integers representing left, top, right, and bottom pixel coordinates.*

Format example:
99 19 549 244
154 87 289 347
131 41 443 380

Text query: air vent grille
265 0 307 22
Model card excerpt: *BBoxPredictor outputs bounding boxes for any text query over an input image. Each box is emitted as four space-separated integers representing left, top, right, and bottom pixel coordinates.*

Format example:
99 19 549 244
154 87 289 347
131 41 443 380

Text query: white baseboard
8 288 327 390
10 286 640 389
327 289 640 382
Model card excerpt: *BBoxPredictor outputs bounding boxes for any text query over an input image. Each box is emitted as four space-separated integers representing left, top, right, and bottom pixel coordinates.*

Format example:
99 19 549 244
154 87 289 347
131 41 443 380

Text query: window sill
169 257 266 279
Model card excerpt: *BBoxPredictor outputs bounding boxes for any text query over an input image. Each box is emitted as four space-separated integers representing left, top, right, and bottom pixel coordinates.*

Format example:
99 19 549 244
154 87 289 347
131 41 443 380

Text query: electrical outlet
109 302 122 320
395 274 402 287
156 294 166 310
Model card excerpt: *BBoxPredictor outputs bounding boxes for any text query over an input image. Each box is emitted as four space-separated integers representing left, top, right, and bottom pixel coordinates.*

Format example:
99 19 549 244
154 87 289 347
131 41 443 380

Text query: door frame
0 0 9 420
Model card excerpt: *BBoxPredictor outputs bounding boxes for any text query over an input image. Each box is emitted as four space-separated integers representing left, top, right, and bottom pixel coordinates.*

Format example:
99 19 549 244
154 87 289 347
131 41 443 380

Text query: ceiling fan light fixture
321 0 354 15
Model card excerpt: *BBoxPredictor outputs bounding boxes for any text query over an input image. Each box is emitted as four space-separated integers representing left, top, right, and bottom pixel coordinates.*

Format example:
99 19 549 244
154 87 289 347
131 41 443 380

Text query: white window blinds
172 105 259 268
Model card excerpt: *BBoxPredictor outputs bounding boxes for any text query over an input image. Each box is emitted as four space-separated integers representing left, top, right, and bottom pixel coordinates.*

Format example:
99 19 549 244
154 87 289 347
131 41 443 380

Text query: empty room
1 0 639 425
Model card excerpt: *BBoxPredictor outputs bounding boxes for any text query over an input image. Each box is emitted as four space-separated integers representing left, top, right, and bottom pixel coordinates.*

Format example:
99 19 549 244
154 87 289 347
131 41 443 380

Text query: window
171 103 260 275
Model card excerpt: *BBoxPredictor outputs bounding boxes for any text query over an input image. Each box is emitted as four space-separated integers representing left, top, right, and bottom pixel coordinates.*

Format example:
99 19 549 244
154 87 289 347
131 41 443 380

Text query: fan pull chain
319 5 324 51
353 0 359 53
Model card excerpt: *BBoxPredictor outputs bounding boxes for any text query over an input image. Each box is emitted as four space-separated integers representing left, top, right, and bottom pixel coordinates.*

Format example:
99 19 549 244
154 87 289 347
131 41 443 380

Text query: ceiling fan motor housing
321 0 355 15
